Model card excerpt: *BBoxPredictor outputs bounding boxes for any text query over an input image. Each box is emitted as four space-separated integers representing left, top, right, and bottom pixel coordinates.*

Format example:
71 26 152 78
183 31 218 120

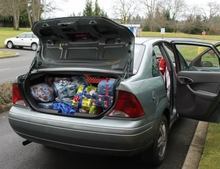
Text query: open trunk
22 71 120 118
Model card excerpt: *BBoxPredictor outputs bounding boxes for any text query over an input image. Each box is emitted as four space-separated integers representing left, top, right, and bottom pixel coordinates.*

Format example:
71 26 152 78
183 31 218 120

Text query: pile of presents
30 75 116 116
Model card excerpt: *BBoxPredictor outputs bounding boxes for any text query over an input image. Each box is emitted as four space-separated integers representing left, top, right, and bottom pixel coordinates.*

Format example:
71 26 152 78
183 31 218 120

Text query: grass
0 27 30 48
0 50 17 58
140 31 220 42
199 123 220 169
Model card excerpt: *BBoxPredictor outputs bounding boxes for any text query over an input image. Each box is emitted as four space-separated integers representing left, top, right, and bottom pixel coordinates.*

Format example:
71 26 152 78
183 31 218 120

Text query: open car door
171 40 220 122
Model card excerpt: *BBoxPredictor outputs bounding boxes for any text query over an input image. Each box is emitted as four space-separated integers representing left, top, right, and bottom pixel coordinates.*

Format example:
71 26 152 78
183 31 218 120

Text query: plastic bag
52 102 76 115
53 78 78 99
30 83 54 102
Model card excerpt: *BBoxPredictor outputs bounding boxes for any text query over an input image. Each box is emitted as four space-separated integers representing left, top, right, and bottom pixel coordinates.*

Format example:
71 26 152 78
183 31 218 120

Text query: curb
0 52 19 59
182 121 209 169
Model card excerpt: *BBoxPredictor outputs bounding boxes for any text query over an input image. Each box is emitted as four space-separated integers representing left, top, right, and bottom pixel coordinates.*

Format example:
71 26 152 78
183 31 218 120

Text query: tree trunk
12 0 20 30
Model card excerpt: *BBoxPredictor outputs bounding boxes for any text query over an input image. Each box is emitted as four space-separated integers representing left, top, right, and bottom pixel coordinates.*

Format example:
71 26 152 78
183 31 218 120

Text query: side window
152 45 162 77
163 43 175 65
18 34 26 38
200 50 220 67
175 44 220 71
26 34 33 38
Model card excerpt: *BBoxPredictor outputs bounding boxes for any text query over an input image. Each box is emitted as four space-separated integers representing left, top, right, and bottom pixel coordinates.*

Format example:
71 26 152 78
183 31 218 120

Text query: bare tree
0 0 25 30
26 0 41 27
113 0 139 24
142 0 160 31
207 1 220 19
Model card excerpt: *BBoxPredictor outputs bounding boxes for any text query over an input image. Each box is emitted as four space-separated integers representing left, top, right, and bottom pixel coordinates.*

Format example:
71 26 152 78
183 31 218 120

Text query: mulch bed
0 103 12 113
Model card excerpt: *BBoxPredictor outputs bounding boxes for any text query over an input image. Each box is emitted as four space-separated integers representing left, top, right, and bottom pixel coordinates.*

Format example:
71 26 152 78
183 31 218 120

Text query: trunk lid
32 17 135 73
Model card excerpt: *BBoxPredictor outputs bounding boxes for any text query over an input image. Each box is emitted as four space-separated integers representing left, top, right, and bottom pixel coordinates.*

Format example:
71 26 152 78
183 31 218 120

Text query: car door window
163 43 175 65
26 34 33 38
18 34 26 38
175 44 220 71
152 45 162 77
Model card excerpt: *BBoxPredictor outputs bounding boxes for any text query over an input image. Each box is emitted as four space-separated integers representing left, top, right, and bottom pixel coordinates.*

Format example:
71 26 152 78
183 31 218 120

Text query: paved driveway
0 49 35 83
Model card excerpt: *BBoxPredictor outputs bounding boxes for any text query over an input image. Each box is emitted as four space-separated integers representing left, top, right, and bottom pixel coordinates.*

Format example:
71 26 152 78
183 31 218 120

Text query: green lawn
0 51 17 58
199 124 220 169
141 31 220 42
0 27 30 48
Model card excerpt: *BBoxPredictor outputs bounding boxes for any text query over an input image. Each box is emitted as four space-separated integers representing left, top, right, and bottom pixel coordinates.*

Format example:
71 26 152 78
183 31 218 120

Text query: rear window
133 44 145 74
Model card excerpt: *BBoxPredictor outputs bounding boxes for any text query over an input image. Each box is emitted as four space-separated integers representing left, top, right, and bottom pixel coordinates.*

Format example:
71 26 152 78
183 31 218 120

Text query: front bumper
9 106 155 155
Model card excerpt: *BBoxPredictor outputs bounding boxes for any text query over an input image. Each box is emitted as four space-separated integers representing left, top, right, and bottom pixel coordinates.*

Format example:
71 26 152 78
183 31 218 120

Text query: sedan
8 17 220 166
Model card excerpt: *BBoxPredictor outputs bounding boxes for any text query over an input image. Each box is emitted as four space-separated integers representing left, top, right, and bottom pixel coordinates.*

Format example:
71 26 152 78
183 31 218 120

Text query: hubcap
7 42 12 48
157 121 167 158
32 44 37 51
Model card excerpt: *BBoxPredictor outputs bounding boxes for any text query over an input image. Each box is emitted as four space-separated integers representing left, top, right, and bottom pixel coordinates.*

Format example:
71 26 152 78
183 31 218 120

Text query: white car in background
4 32 39 51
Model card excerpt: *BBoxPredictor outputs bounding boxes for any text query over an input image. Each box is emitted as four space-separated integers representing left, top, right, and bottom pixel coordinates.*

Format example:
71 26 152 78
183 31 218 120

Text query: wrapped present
97 79 116 96
81 98 92 112
72 94 83 109
30 83 54 102
85 85 97 95
95 95 113 110
53 78 78 99
77 85 86 94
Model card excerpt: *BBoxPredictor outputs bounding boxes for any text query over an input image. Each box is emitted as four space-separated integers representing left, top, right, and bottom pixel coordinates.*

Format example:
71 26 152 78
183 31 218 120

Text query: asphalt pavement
0 111 198 169
0 49 35 83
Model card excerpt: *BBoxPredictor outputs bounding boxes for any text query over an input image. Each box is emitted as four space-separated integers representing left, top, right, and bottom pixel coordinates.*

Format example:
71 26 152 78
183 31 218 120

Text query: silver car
4 32 39 51
9 17 220 166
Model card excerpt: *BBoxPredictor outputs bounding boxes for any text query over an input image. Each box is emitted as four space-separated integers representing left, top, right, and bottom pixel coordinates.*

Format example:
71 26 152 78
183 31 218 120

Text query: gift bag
30 83 54 102
97 79 116 96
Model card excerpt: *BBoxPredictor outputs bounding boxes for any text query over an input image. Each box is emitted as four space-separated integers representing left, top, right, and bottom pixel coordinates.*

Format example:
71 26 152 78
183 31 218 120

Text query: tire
6 41 13 49
142 115 168 166
31 43 38 51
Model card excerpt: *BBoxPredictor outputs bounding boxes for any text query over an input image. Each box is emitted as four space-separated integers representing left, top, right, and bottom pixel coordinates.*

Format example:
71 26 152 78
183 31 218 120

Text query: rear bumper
9 106 156 155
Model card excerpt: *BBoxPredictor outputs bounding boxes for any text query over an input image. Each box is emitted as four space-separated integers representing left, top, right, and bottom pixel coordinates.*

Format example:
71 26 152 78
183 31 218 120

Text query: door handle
178 76 193 85
186 84 217 99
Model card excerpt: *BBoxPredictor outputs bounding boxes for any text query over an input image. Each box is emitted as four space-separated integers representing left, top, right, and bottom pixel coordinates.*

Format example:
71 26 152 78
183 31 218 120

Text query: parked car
8 17 220 166
4 32 39 51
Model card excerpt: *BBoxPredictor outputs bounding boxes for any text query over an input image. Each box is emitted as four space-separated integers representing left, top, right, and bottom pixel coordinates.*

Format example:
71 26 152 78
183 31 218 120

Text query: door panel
172 41 220 122
177 71 220 122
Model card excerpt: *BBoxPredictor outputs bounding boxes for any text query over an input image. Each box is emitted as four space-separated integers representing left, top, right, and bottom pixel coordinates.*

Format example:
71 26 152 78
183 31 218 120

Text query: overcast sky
47 0 217 19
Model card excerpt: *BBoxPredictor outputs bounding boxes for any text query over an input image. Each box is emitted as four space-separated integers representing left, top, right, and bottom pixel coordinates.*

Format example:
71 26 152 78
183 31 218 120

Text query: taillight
108 90 144 118
12 83 26 106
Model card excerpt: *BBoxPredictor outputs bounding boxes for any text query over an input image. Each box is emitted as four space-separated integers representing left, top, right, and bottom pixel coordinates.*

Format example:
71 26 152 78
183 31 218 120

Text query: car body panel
9 106 156 155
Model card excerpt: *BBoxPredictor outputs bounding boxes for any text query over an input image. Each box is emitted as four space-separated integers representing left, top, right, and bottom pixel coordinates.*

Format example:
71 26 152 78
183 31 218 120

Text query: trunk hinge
123 58 132 79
